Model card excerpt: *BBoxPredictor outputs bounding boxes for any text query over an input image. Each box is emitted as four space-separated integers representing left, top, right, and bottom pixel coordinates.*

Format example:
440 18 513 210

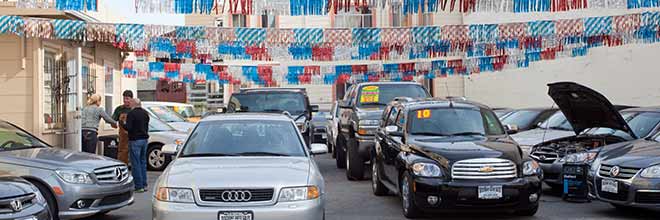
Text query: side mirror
338 101 351 109
162 144 178 155
311 105 319 112
385 125 404 137
505 124 519 134
310 143 329 155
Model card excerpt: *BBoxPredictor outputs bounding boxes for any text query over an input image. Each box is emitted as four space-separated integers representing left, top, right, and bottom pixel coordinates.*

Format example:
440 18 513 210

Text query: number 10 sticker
417 109 431 119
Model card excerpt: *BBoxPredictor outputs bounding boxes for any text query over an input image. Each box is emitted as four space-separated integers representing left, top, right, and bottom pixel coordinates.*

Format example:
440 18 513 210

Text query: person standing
81 95 117 154
121 98 150 193
112 90 134 164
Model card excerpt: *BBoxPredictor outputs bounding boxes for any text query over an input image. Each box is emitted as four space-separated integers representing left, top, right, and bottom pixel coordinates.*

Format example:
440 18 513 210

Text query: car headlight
55 170 94 184
411 163 442 177
155 187 195 203
559 152 597 163
278 186 320 202
523 160 541 176
640 164 660 178
359 119 380 127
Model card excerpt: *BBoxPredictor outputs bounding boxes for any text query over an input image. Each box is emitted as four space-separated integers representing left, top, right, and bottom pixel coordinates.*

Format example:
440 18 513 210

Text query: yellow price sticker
360 86 380 103
416 109 431 119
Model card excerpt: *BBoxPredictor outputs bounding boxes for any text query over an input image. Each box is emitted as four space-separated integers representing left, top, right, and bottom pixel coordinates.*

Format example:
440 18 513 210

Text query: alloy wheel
149 149 165 169
402 176 410 212
372 161 378 189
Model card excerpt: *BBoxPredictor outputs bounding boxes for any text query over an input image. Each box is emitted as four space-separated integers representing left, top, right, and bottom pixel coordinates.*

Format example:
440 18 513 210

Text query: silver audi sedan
153 113 328 220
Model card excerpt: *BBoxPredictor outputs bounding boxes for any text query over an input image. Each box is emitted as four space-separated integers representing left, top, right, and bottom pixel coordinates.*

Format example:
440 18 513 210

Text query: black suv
227 88 318 146
336 82 430 180
372 98 542 218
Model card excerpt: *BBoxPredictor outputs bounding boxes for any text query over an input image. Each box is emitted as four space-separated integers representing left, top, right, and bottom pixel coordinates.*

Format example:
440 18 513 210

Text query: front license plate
601 179 618 194
478 185 503 200
219 211 253 220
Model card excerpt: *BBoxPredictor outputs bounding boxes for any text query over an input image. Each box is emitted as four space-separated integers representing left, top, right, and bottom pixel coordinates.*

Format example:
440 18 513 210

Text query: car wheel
401 172 422 218
346 138 365 181
32 181 59 220
515 205 539 216
335 136 347 169
372 156 388 196
330 142 336 159
147 144 170 171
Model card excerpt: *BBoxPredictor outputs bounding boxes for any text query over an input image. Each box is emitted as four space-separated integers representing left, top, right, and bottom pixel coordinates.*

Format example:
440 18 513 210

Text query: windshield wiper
410 132 449 136
449 132 485 136
181 153 237 157
238 152 290 156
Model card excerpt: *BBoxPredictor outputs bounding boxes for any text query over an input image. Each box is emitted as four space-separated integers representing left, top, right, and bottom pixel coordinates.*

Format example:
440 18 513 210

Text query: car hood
408 136 523 164
168 122 196 132
0 148 122 172
599 139 660 169
547 82 636 138
0 174 33 197
356 108 384 120
150 130 188 140
511 128 575 146
162 157 311 188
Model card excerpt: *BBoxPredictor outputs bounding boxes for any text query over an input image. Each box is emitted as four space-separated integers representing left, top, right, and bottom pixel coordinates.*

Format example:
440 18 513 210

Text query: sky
105 0 184 25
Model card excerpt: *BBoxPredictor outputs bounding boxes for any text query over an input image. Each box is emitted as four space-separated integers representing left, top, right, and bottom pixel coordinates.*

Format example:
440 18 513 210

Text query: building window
82 60 96 98
360 6 372 27
215 17 224 27
232 14 247 27
43 51 66 130
261 10 275 28
104 64 114 116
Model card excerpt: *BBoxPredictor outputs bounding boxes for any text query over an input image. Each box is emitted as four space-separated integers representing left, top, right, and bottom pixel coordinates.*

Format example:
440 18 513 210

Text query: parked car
372 98 542 218
588 130 660 210
153 113 328 220
311 111 331 144
337 82 430 180
326 101 340 158
0 120 134 220
500 108 558 133
529 82 647 188
493 108 515 119
144 101 201 123
0 173 51 220
143 105 196 132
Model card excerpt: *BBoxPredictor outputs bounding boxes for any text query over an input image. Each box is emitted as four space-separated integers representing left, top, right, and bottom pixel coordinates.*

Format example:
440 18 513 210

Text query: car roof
237 88 307 94
514 107 557 111
621 106 660 113
201 113 295 122
393 98 492 111
143 101 193 107
356 81 422 87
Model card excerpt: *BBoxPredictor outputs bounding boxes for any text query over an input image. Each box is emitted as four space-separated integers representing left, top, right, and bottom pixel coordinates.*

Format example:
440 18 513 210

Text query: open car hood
547 82 637 139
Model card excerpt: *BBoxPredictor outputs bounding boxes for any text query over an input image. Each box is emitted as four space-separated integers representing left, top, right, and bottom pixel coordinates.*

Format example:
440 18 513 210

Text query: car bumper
152 198 325 220
312 132 327 143
58 177 135 220
411 176 542 212
0 202 50 220
592 175 660 209
539 161 563 185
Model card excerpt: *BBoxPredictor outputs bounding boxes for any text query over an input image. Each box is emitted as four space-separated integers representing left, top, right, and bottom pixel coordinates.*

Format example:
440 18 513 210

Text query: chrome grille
599 164 640 179
530 147 560 163
452 158 517 180
94 165 129 184
199 189 274 203
0 193 35 214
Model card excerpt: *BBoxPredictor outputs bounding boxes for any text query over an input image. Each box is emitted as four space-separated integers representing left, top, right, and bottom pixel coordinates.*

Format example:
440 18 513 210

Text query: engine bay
530 136 627 163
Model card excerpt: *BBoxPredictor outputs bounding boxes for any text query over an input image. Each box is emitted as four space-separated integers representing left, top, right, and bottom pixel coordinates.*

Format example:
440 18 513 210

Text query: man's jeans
129 139 148 190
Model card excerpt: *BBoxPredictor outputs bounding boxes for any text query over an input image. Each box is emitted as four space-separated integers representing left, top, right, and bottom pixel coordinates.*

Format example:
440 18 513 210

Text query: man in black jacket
121 98 150 193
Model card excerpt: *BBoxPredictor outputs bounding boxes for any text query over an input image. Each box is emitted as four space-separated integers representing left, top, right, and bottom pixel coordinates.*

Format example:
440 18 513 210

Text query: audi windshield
180 120 307 157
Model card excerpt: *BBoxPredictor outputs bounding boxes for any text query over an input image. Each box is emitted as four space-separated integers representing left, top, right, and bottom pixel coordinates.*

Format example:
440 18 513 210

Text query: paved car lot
84 155 658 220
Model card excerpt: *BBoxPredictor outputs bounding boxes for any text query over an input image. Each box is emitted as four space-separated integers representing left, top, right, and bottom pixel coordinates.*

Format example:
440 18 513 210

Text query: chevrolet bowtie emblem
479 166 495 173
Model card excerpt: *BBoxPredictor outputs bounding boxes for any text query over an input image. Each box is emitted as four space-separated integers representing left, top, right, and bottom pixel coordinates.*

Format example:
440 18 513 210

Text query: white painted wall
434 43 660 108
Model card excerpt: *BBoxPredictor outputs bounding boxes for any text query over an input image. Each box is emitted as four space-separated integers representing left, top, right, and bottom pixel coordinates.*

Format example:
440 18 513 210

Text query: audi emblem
221 190 252 202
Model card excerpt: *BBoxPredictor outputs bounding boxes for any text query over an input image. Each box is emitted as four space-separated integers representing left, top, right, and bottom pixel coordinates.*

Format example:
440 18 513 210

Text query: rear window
357 84 428 107
501 110 542 128
230 92 307 115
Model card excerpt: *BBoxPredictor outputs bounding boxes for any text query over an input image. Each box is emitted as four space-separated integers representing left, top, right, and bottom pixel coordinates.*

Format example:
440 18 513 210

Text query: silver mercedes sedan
153 113 328 220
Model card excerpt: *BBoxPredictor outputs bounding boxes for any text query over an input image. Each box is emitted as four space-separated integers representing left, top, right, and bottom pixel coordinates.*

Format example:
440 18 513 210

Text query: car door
339 86 357 135
382 107 404 184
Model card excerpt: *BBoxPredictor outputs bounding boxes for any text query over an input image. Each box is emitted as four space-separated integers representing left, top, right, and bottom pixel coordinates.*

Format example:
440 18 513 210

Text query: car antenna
541 103 557 144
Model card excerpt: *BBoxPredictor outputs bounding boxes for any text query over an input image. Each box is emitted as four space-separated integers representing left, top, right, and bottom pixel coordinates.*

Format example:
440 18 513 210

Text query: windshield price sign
416 109 431 119
360 86 380 103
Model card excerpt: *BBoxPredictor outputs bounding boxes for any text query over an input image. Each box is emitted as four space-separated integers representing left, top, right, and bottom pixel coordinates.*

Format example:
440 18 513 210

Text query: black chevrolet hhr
372 98 543 218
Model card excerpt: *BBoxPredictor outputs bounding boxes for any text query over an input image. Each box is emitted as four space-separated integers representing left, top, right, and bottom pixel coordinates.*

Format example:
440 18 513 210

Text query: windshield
539 112 573 131
312 112 329 122
408 108 505 136
501 110 542 127
230 93 307 115
357 84 428 107
149 117 175 132
147 106 186 123
170 105 198 118
180 120 306 157
0 122 48 151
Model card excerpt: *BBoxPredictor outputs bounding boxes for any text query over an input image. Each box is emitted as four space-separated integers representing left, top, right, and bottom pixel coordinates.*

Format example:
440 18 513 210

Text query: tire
515 205 539 216
372 155 389 196
335 136 347 169
401 172 422 218
346 137 365 181
147 144 170 171
330 142 336 159
32 181 59 220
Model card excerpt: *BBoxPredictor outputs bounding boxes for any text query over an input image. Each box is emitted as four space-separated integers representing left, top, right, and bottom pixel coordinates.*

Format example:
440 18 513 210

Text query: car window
230 93 307 115
625 112 660 138
539 112 573 131
395 109 405 131
408 108 505 136
170 106 197 118
147 106 186 123
654 133 660 142
181 120 306 157
385 107 399 127
357 84 428 108
500 110 542 128
0 122 49 151
312 112 329 122
149 117 175 132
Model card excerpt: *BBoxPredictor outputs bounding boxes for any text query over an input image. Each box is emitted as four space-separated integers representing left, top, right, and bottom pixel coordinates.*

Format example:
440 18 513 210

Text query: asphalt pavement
85 154 659 220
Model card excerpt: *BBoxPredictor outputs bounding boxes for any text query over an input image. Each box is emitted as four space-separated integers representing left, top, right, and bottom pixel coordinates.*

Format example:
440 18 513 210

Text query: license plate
219 211 253 220
478 185 503 200
601 179 618 194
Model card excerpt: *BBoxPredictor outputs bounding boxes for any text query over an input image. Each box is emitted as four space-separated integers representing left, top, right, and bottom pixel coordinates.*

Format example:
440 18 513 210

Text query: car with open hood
0 120 134 220
372 98 542 218
528 82 651 188
0 173 51 220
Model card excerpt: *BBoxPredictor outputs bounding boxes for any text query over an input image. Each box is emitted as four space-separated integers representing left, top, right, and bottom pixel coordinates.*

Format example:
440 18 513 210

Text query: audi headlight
278 186 320 202
523 160 541 176
560 152 597 163
155 187 195 203
640 164 660 178
55 170 94 184
411 163 442 177
359 120 380 127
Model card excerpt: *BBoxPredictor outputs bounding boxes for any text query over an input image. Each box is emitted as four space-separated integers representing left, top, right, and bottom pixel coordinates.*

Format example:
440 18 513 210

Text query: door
381 107 403 184
64 48 83 151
